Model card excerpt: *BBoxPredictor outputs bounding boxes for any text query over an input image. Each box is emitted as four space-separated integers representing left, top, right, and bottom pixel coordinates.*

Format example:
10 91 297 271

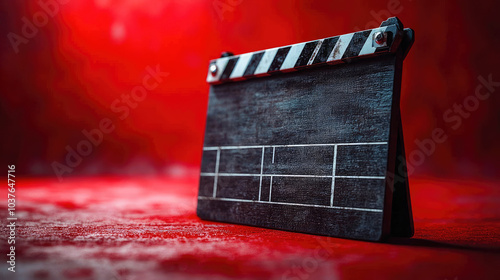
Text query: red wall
1 0 499 180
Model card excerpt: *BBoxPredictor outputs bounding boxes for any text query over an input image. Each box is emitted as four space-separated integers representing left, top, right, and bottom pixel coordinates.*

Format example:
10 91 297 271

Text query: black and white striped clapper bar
197 17 415 241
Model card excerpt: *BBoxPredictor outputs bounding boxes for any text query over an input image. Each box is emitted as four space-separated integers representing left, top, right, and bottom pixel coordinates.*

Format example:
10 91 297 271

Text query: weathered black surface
198 55 404 241
203 56 396 146
197 200 385 241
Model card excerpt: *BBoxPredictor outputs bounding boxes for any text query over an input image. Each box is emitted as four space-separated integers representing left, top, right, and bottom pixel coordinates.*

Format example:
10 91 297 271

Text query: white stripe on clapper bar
327 33 354 62
229 52 253 79
280 43 306 71
255 48 279 75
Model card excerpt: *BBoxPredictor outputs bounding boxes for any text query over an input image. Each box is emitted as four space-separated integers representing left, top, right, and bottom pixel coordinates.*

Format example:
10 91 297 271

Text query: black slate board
197 18 414 241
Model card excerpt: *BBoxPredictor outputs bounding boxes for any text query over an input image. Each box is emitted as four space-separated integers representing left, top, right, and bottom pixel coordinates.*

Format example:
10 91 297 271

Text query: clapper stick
197 17 414 241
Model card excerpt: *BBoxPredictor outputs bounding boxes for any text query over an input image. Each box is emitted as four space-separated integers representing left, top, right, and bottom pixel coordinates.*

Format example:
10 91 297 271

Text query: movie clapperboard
197 17 414 241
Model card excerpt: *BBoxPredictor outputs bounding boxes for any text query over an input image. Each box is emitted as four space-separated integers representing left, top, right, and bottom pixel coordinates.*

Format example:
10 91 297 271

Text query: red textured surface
1 0 499 179
1 177 499 279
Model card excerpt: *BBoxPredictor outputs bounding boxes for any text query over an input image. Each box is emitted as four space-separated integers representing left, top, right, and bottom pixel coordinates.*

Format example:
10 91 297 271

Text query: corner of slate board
197 53 400 242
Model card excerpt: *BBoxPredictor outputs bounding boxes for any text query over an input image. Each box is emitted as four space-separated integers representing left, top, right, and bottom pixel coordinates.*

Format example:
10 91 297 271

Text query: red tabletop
1 176 499 280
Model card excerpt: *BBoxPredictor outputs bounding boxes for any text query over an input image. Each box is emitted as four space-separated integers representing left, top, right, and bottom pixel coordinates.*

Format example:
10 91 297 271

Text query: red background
1 0 499 179
1 1 500 279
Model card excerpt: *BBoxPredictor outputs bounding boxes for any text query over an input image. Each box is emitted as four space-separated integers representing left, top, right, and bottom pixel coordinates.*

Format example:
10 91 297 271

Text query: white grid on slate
199 142 387 213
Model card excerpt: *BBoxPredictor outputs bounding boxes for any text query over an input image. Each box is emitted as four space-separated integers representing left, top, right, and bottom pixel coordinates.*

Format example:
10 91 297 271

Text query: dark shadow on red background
0 0 499 180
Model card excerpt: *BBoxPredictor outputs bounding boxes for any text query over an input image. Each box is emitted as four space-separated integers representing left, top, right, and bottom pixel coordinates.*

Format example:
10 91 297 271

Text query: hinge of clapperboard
382 17 415 238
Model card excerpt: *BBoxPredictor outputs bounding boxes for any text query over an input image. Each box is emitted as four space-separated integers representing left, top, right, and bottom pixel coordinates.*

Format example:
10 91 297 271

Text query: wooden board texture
198 55 400 241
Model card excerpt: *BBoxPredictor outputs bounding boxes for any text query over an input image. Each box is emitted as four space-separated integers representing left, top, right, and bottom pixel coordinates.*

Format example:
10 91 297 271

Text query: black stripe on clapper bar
268 47 292 73
219 57 239 80
313 36 339 64
243 51 265 76
294 41 320 68
342 30 372 59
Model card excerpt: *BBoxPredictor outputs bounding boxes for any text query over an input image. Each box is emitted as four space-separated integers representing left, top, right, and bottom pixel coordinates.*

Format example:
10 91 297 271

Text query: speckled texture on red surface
0 177 499 280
